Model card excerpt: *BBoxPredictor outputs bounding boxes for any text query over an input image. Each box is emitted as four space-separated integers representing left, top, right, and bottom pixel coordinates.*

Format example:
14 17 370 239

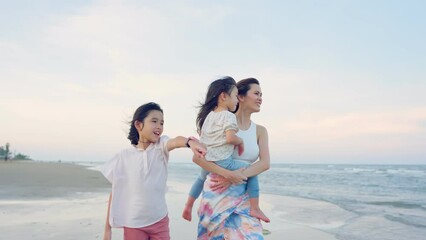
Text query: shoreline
0 160 339 240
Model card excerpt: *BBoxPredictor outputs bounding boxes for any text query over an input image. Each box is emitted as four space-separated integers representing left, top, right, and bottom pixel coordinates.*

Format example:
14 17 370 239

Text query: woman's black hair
233 78 260 112
196 76 237 133
128 102 163 145
237 78 260 96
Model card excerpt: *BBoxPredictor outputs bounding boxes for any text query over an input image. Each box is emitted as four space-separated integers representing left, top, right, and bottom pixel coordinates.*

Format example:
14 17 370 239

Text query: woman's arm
241 125 270 178
195 125 270 185
103 192 112 240
192 155 247 184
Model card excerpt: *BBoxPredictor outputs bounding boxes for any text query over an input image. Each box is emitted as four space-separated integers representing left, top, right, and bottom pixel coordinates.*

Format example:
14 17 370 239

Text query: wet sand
0 161 338 240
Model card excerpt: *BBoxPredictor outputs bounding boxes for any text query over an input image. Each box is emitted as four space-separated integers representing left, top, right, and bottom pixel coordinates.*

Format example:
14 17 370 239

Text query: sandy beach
0 161 339 239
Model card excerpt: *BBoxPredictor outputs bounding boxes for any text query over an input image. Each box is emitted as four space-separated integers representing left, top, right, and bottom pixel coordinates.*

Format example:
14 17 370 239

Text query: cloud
268 108 426 158
1 1 425 163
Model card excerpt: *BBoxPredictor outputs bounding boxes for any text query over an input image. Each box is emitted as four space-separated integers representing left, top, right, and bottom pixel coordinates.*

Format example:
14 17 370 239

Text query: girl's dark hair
128 102 163 145
196 76 237 133
234 78 260 112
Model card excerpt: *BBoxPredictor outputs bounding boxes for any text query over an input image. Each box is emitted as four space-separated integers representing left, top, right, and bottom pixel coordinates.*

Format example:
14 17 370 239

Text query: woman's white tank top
232 121 259 164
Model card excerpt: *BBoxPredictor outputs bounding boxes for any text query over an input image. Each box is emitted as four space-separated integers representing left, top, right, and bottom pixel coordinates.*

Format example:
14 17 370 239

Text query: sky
1 0 425 164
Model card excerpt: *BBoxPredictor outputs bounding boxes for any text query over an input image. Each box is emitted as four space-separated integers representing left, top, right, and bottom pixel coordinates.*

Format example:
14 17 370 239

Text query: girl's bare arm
103 192 112 240
166 136 207 158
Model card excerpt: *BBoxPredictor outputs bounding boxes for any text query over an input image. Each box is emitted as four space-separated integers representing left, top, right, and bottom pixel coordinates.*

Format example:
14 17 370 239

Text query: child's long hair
196 76 237 133
128 102 163 145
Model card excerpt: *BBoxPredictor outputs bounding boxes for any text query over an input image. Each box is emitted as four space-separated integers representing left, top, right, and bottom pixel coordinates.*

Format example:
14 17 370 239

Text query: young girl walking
182 77 270 223
101 102 206 240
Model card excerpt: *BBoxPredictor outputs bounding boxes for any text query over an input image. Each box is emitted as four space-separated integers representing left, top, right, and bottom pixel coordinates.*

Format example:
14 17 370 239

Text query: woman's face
239 84 262 113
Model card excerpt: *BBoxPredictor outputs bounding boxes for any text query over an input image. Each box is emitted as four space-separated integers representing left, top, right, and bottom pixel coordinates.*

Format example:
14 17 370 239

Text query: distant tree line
0 143 31 161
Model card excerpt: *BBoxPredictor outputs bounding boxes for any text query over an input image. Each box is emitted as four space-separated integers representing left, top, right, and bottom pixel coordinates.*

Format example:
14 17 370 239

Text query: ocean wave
385 169 426 176
369 201 426 210
385 214 426 229
344 167 376 173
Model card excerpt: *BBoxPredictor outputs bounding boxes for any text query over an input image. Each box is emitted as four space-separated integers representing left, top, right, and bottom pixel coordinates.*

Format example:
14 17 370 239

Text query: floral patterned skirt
197 174 264 240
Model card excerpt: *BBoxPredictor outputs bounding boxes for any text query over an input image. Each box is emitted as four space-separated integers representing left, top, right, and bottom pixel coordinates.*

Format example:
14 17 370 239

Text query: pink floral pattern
197 174 264 239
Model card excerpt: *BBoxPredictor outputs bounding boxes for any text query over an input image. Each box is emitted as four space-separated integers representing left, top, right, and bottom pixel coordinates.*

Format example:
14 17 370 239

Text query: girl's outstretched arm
166 136 207 158
241 125 270 178
103 192 112 240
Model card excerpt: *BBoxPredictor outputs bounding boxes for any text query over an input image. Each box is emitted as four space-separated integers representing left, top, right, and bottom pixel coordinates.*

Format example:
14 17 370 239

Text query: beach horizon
0 160 339 240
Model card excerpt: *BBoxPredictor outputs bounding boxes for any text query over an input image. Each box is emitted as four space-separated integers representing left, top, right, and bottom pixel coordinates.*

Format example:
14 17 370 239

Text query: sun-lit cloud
266 108 426 163
285 108 426 138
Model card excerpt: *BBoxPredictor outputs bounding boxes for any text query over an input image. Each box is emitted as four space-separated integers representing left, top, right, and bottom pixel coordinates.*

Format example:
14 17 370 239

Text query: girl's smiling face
136 110 164 143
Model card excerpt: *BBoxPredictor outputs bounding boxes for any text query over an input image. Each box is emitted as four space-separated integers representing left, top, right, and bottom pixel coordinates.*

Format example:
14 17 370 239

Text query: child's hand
190 140 207 158
237 141 244 156
195 146 207 158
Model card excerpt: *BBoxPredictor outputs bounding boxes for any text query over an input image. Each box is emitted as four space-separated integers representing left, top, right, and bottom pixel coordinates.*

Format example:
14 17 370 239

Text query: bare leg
182 196 196 222
249 198 270 223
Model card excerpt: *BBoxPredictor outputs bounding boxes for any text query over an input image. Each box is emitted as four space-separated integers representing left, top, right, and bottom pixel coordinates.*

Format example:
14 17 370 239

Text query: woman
193 78 271 239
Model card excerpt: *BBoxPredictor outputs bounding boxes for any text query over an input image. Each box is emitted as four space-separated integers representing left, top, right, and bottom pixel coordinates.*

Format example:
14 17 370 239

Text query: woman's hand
210 174 232 193
210 168 247 192
224 168 247 184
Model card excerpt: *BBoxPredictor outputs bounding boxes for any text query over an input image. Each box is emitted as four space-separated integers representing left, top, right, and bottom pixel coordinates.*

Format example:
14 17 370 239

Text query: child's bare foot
182 204 193 222
250 208 270 223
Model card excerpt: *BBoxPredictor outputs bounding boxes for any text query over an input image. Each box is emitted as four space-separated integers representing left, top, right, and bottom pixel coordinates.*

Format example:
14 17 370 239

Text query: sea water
168 163 426 240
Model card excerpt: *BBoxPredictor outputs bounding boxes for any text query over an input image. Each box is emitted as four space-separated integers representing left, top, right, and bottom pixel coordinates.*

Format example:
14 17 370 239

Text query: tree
13 153 31 160
1 143 31 161
4 143 10 161
0 147 4 160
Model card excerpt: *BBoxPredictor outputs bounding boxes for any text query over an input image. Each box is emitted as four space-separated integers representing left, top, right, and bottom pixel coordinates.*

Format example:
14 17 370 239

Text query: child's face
138 110 164 143
225 86 239 112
